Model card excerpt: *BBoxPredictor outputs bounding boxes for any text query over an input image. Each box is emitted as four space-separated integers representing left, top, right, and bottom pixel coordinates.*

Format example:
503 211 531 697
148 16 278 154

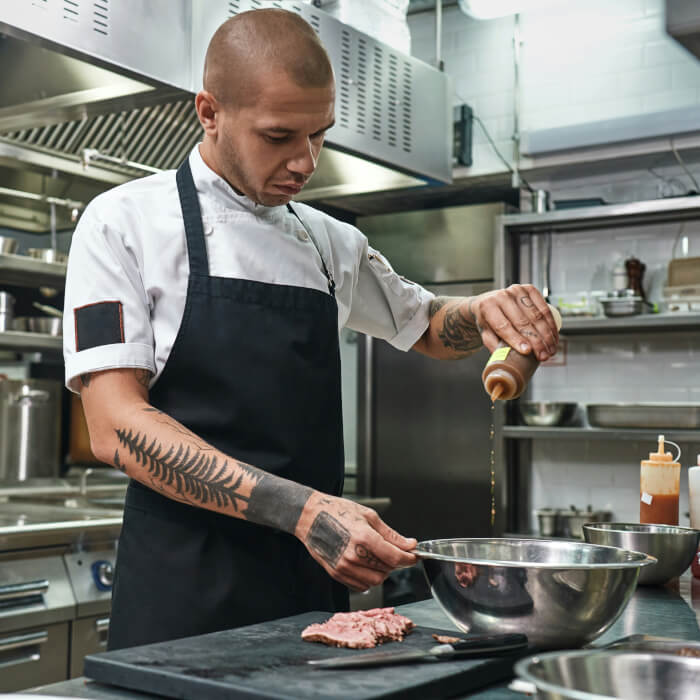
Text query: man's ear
195 90 219 136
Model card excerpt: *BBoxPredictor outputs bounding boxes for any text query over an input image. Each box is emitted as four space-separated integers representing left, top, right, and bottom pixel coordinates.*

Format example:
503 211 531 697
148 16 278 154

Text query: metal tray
587 403 700 429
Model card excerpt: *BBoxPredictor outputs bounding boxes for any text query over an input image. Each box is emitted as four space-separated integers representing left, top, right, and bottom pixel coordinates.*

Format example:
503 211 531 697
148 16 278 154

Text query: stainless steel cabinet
70 615 109 678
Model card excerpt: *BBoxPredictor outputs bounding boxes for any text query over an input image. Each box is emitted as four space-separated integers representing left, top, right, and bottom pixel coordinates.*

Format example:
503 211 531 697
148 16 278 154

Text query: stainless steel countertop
24 573 700 699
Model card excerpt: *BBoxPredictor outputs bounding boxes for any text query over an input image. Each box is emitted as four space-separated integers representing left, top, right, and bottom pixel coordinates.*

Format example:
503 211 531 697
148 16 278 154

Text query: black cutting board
84 611 523 700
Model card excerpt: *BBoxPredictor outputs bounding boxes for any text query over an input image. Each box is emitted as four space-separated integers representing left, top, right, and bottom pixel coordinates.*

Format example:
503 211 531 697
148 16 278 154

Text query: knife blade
307 633 528 669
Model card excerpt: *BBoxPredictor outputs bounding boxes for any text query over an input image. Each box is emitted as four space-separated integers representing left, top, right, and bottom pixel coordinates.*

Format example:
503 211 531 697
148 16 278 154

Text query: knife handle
450 633 528 653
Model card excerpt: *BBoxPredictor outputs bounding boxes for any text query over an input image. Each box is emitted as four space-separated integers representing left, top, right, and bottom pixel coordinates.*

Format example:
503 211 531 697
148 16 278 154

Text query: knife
308 633 528 669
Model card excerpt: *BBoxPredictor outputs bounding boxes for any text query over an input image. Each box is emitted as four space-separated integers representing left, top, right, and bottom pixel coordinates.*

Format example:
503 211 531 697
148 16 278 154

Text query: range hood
666 0 700 61
0 0 452 232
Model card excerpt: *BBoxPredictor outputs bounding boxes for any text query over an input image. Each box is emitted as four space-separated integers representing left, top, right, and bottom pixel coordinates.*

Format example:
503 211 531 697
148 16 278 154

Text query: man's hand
414 284 558 362
295 492 417 591
470 284 558 361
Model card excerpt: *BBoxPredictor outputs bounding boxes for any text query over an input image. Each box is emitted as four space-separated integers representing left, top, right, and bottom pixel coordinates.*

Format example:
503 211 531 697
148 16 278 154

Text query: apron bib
108 159 347 650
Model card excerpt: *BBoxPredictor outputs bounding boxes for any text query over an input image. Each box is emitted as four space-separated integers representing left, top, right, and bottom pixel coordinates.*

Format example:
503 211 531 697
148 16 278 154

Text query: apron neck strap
176 158 209 277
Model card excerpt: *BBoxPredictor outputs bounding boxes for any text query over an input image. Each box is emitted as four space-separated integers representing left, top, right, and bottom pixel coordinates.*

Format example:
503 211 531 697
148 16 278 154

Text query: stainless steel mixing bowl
515 649 700 699
519 401 577 427
415 538 655 650
583 522 700 586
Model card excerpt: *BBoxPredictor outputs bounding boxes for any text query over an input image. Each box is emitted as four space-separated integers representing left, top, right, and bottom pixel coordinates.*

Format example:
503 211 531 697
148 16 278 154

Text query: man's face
214 72 335 206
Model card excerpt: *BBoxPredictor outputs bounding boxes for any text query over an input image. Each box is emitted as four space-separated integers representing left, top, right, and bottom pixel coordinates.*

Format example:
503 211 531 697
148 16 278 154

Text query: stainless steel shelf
0 330 62 352
561 313 700 334
0 253 66 288
503 426 700 442
500 194 700 233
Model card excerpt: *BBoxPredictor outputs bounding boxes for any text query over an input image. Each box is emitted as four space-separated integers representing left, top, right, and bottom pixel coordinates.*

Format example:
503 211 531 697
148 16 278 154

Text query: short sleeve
63 208 155 393
345 238 434 351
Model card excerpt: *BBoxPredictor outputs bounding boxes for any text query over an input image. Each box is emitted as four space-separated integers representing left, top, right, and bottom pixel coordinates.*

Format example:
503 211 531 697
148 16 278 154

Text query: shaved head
203 9 334 107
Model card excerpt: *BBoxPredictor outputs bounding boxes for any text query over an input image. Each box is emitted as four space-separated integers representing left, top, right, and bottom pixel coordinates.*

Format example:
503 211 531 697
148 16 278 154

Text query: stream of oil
489 401 496 530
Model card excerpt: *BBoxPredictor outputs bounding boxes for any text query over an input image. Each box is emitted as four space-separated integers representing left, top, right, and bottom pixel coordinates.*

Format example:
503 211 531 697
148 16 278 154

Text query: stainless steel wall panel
191 0 452 183
0 0 191 88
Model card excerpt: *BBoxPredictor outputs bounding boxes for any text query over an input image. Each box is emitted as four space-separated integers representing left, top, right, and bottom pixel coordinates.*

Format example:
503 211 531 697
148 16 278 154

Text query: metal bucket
0 378 62 482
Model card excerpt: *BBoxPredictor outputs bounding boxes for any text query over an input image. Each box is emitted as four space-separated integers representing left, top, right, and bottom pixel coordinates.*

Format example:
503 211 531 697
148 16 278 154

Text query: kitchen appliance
0 502 121 692
0 378 62 482
83 611 527 699
415 538 655 650
587 403 700 429
515 649 700 700
557 506 612 539
519 402 577 427
0 290 15 331
583 522 700 585
354 203 506 542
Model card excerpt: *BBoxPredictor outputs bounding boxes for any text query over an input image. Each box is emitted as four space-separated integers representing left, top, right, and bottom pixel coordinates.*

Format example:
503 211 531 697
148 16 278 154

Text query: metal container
0 291 15 332
0 379 62 482
599 289 644 317
415 538 655 650
0 235 19 254
587 403 700 429
13 316 62 336
25 248 68 264
515 649 700 699
583 522 700 585
558 507 613 539
535 509 559 537
520 402 577 427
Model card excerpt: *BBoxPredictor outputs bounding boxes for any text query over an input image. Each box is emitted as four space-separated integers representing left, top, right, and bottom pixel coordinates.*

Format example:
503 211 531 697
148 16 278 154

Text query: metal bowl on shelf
583 522 700 585
415 538 655 650
515 649 700 700
25 248 68 264
599 289 644 317
13 316 62 336
0 235 19 255
519 401 577 427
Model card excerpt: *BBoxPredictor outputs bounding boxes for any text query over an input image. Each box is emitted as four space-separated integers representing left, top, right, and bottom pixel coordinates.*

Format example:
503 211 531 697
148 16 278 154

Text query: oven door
0 621 69 692
70 615 109 678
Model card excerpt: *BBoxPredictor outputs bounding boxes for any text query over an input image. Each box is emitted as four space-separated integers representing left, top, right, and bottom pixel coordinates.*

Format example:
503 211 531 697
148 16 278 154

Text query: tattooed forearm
429 296 450 317
142 407 212 450
113 449 126 473
306 511 351 568
437 305 483 357
113 427 311 534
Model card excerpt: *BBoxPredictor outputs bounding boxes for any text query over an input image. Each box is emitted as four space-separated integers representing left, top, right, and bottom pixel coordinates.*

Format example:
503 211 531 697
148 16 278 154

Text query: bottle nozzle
659 434 665 455
490 384 503 402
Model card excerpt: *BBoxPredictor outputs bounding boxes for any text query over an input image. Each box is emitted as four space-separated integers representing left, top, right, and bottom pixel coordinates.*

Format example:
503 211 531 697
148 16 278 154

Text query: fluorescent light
458 0 552 20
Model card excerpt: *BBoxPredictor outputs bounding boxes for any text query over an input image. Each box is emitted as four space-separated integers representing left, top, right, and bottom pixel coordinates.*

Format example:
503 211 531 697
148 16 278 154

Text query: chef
63 9 558 650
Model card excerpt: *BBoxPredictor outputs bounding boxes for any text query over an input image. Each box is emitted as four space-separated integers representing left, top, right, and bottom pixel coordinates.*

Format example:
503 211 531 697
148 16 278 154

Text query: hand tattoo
307 511 351 568
355 544 390 571
520 296 534 308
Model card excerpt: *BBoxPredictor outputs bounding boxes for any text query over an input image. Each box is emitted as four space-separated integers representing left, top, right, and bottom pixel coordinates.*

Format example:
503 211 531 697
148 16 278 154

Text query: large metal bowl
415 538 655 650
583 523 700 586
515 649 700 699
519 401 577 427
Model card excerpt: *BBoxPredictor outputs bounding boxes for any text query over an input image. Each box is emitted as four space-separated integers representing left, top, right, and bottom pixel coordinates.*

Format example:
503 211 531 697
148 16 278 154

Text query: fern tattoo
115 428 261 514
114 427 313 533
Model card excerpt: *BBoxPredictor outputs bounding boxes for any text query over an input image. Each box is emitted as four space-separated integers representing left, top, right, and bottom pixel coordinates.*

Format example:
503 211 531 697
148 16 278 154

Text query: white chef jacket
63 145 434 393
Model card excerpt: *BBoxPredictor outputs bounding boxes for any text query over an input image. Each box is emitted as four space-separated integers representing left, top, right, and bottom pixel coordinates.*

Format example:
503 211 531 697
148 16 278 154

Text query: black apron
108 159 348 650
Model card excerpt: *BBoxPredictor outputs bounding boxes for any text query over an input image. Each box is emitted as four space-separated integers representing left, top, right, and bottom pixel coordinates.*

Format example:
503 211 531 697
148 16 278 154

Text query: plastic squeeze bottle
689 456 700 578
640 435 681 526
482 304 562 401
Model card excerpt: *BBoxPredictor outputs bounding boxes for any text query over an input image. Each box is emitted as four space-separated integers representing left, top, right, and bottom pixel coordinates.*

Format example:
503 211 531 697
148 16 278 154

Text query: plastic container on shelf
640 435 681 526
482 305 562 402
689 458 700 578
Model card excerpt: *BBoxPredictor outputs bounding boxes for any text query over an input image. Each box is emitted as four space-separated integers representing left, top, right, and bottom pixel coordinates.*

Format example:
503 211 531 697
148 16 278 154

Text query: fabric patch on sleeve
74 301 125 351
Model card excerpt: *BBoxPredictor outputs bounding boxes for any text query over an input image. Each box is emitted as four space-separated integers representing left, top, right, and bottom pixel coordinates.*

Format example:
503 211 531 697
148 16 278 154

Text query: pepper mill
625 256 646 301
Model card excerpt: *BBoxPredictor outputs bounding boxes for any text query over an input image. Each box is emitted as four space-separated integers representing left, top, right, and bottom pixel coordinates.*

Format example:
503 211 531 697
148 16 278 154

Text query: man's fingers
508 284 558 357
371 516 417 553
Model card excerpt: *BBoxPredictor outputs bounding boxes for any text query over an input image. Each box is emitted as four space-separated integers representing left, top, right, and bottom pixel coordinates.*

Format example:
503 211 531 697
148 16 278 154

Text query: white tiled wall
529 440 694 531
408 0 700 176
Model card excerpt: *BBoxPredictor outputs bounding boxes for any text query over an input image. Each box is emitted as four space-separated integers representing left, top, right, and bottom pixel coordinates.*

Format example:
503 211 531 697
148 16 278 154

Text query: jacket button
296 229 309 242
204 224 214 236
